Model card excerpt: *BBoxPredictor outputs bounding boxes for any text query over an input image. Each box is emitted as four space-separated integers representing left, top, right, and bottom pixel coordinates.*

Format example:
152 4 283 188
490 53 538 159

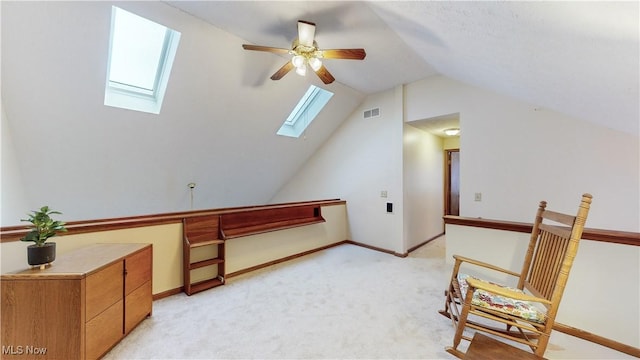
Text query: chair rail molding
443 215 639 246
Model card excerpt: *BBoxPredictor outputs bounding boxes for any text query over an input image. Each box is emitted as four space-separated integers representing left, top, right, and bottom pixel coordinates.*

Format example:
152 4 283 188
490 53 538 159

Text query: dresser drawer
86 261 124 321
1 243 151 360
85 299 123 360
125 280 152 334
125 247 152 296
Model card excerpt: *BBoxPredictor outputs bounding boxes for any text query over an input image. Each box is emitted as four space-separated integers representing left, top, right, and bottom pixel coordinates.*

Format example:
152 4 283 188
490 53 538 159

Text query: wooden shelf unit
181 204 325 296
183 216 225 296
219 204 325 239
1 243 152 360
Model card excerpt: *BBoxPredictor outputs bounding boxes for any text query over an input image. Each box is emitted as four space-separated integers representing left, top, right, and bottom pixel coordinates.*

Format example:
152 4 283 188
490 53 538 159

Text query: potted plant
20 206 67 268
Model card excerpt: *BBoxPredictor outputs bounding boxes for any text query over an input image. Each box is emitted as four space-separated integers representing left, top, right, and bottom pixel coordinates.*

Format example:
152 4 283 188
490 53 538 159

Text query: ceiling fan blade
297 20 316 47
314 65 335 84
242 44 291 55
271 61 294 81
319 48 366 60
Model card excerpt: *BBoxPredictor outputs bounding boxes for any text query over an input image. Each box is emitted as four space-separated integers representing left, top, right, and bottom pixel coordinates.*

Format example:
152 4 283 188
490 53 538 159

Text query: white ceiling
164 1 439 94
1 1 637 222
166 1 639 135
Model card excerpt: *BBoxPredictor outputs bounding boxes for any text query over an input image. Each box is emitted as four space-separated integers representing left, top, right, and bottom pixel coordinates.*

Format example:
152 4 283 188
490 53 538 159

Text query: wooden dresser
1 243 152 360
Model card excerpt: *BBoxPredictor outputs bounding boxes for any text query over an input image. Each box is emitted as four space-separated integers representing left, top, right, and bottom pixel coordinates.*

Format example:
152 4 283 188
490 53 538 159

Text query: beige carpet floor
104 236 632 360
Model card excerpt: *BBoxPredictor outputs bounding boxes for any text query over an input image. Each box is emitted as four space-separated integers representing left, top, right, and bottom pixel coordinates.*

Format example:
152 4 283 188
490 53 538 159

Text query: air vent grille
364 108 380 118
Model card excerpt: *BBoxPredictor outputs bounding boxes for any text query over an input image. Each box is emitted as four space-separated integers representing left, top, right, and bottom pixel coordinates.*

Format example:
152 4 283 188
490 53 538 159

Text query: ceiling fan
242 20 366 84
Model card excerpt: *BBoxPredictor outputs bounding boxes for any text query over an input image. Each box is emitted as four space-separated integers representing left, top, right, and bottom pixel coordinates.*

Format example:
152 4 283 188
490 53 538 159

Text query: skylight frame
104 6 181 114
284 86 322 126
277 85 334 138
107 28 170 96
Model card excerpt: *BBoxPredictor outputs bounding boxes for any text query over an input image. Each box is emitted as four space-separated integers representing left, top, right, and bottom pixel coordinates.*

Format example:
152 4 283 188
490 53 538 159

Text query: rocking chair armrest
452 255 521 277
466 277 553 305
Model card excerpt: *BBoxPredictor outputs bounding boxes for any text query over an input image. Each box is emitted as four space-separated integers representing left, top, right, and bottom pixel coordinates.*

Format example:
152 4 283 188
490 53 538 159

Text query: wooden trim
158 239 409 298
443 215 639 246
219 204 325 240
345 240 407 257
222 218 326 239
152 287 183 301
226 240 350 278
407 232 445 253
155 240 351 299
151 231 640 357
440 308 639 357
553 322 640 358
0 199 345 243
444 149 460 218
444 215 640 356
444 215 532 233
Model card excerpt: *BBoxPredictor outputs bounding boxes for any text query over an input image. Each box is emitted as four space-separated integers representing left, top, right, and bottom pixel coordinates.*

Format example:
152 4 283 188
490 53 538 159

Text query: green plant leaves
20 206 67 246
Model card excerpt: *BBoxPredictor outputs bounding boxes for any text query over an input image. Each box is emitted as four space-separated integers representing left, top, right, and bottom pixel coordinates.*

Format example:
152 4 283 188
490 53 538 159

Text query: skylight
277 85 334 138
104 7 181 114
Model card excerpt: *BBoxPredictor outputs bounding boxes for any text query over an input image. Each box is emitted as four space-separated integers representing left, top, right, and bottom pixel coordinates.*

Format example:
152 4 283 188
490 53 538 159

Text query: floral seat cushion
457 274 546 323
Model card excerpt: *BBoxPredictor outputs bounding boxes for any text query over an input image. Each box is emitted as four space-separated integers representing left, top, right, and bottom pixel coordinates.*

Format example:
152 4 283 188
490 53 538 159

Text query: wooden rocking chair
440 193 593 358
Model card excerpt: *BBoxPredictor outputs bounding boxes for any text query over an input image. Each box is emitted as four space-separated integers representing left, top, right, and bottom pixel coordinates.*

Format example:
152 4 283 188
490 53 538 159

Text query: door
446 149 460 216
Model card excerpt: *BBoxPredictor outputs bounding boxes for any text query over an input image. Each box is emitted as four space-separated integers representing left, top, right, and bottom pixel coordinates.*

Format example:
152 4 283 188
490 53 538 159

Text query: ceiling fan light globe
309 57 322 71
243 20 364 83
292 55 306 68
295 65 307 76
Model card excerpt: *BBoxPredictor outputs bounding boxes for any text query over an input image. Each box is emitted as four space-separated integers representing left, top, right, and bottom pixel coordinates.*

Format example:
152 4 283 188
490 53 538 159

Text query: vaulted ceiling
167 1 639 135
2 1 638 222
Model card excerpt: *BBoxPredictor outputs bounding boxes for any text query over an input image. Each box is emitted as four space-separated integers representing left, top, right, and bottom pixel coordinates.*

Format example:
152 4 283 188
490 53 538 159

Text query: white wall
402 124 444 249
271 87 406 254
274 74 639 254
0 99 29 224
0 1 364 225
1 204 348 295
226 205 348 274
446 224 640 351
403 74 640 351
405 75 640 232
443 136 459 150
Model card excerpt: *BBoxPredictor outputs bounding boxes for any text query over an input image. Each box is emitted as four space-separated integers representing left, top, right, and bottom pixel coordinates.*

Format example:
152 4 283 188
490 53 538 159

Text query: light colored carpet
104 236 632 360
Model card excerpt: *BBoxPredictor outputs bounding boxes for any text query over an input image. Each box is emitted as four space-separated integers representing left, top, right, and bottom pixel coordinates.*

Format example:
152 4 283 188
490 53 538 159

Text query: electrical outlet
380 190 388 198
474 192 482 201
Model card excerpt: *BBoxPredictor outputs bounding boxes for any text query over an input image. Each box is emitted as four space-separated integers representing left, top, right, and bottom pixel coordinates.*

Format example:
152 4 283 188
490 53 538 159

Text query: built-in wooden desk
464 333 547 360
219 204 325 239
182 203 326 295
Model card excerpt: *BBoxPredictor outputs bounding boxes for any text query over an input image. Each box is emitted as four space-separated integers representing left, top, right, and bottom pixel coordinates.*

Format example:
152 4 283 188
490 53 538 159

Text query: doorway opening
445 149 460 216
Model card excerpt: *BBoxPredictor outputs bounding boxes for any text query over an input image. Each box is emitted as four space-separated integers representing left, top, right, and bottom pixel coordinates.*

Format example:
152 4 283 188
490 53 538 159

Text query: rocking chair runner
440 193 593 358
